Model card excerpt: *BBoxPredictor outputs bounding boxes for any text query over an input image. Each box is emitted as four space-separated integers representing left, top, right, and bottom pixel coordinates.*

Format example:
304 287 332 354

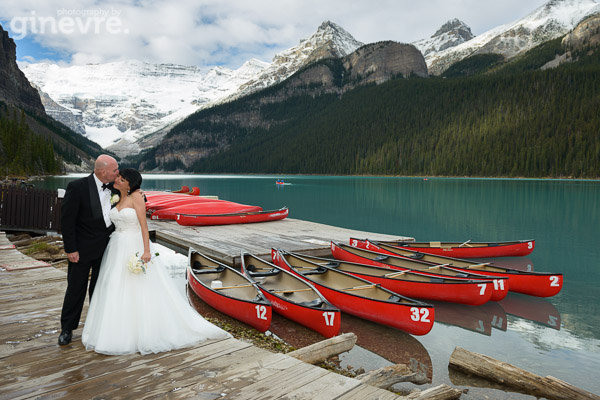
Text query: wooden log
356 363 431 389
405 384 463 399
449 347 600 400
287 333 356 365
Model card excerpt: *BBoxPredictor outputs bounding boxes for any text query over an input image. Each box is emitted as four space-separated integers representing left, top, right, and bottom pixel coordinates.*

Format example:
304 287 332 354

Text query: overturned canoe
350 238 535 258
271 249 434 336
177 207 289 226
187 249 271 332
347 240 562 298
151 201 262 220
241 253 341 338
275 250 494 306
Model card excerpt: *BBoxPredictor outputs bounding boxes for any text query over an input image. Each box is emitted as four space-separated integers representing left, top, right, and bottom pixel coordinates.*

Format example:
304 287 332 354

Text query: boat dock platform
0 220 412 399
148 217 410 266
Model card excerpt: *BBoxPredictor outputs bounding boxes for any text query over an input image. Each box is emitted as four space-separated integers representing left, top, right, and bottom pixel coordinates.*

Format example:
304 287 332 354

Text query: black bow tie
101 183 110 191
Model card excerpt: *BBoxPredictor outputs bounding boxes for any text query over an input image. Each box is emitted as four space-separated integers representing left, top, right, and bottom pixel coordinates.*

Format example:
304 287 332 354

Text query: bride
82 168 230 355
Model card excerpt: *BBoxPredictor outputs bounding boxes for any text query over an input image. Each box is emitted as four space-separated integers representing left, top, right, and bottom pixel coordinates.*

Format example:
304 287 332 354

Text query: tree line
175 47 599 178
0 104 61 176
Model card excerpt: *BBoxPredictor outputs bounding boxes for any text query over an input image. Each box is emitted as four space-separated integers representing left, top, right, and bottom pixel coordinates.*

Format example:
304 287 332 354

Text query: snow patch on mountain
413 19 475 58
21 59 268 154
424 0 600 75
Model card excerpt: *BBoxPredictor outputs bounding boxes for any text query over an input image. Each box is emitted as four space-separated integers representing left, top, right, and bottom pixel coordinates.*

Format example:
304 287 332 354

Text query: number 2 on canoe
549 276 560 287
410 307 431 323
322 311 335 326
255 305 268 320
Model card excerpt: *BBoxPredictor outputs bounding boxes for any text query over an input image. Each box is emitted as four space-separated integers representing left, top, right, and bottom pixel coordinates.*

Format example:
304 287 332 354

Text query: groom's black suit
60 173 115 332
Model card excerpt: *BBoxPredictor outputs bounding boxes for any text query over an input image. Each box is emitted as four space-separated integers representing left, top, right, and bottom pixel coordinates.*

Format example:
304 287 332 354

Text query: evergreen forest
0 104 61 176
159 42 600 178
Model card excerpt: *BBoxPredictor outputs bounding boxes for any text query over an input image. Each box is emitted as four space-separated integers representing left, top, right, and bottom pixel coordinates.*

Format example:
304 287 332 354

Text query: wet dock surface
148 217 409 266
0 230 404 399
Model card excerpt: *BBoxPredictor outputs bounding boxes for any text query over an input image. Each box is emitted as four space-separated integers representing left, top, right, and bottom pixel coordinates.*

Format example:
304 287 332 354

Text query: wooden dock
148 217 410 265
0 224 408 399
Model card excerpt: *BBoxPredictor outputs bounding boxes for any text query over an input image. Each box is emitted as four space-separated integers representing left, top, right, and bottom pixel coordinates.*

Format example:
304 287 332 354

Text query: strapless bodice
109 207 141 233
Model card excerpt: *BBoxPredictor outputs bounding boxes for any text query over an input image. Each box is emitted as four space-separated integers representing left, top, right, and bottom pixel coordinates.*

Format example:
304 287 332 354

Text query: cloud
0 0 551 68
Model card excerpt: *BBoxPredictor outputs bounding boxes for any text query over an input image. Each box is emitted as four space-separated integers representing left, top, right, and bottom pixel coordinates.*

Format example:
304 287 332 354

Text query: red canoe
146 197 232 214
349 240 562 298
275 250 494 306
331 241 508 301
177 207 289 226
151 202 263 220
187 250 271 332
350 238 535 258
271 249 434 336
241 253 341 338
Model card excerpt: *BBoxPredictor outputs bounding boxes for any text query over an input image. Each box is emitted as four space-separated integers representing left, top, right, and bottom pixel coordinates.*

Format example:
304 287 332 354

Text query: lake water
38 174 600 398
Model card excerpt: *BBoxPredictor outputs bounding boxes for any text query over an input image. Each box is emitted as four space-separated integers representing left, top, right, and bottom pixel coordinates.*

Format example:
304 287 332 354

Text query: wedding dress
82 207 230 355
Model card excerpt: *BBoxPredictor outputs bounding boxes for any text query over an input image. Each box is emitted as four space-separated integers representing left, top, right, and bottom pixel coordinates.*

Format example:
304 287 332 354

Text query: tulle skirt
82 229 230 355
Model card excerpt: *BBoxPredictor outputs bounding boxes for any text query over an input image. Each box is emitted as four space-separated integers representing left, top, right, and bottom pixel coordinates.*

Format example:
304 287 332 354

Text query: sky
0 0 551 69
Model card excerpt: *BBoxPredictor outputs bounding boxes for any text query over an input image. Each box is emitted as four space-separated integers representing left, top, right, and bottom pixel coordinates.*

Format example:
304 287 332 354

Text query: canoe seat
301 267 328 275
388 295 402 302
248 269 280 277
408 252 424 259
375 255 389 261
192 262 226 274
429 277 445 283
246 264 281 277
298 299 324 308
325 261 340 268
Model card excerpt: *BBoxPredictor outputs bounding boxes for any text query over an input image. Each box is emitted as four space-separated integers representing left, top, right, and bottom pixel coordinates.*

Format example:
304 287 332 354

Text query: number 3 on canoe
410 307 431 323
255 305 268 320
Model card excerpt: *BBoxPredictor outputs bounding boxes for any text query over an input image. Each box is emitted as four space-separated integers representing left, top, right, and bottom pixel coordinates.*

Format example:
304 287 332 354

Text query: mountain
231 21 364 99
0 24 107 175
423 0 600 75
145 40 427 171
413 19 475 58
21 21 363 158
0 25 44 113
21 59 268 157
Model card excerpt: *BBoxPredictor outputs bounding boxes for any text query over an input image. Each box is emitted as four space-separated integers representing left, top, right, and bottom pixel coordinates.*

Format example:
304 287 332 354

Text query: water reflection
499 293 561 330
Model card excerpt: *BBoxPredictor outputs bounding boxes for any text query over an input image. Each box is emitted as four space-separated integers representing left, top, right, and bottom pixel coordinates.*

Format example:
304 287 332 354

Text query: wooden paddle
384 270 408 278
343 284 378 291
213 283 255 290
272 288 313 294
465 262 491 269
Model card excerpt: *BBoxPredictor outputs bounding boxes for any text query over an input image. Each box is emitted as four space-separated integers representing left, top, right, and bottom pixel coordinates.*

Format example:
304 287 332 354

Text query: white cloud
0 0 552 68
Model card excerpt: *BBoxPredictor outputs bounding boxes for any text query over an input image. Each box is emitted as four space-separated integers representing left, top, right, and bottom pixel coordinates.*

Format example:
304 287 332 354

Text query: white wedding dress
82 207 230 355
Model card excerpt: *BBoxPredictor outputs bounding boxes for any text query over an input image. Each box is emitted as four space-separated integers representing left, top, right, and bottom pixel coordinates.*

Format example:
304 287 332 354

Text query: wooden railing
0 185 61 233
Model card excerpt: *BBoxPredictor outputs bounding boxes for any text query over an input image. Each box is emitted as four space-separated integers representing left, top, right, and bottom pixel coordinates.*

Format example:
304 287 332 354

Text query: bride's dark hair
119 168 142 194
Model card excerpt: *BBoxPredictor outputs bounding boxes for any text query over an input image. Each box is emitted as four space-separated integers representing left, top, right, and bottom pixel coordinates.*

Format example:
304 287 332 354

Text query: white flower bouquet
110 193 120 205
127 252 160 274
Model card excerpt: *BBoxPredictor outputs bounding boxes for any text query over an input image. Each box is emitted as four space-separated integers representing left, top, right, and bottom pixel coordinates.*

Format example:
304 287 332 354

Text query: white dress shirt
93 174 112 228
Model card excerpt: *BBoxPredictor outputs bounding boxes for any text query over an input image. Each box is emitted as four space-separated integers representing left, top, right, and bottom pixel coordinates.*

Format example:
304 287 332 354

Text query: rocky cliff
0 24 44 113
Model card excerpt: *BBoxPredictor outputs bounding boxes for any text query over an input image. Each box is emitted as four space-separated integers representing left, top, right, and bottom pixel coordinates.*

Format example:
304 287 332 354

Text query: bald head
94 155 119 184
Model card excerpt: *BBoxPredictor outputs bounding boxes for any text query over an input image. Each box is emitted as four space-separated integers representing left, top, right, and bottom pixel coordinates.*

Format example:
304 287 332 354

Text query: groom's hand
67 251 80 263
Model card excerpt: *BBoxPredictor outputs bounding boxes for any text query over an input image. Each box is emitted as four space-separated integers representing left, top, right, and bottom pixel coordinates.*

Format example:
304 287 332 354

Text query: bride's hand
141 250 152 263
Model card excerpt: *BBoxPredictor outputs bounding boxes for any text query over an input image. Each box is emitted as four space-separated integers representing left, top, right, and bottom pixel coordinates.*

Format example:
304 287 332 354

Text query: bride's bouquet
127 252 160 274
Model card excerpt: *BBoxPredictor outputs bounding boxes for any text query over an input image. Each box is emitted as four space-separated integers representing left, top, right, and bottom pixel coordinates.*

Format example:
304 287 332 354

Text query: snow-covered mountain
422 0 600 75
413 19 475 58
21 20 363 156
21 59 268 156
232 21 363 100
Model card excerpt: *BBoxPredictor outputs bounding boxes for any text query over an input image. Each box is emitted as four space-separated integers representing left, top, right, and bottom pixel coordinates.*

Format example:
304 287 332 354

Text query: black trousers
60 256 103 331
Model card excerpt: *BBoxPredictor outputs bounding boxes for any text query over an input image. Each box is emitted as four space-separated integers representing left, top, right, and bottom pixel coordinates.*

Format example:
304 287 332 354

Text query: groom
58 155 119 345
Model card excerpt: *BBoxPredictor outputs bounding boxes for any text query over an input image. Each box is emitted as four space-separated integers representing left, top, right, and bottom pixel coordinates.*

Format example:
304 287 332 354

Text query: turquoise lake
39 174 600 398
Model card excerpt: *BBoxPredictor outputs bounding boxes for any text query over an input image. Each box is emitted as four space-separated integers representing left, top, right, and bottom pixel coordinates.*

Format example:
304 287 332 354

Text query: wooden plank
18 338 251 400
334 384 401 400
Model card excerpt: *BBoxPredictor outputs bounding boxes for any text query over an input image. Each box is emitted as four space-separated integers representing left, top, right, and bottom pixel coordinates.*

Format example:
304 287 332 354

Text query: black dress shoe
58 330 72 345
